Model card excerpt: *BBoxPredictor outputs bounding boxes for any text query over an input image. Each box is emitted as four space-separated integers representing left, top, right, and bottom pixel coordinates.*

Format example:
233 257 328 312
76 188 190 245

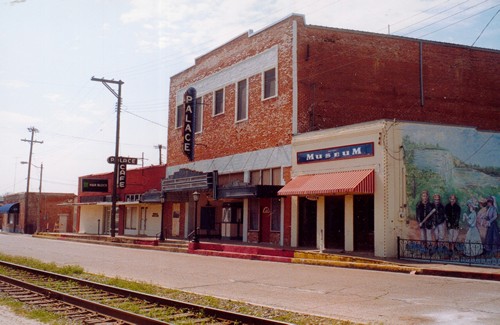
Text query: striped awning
278 169 374 196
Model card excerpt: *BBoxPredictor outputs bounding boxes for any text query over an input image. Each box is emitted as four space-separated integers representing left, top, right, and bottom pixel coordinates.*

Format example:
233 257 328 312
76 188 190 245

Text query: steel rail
0 260 292 325
0 273 165 324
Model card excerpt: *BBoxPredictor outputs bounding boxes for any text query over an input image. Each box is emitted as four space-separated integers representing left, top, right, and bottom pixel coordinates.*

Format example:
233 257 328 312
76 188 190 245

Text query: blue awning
0 203 20 214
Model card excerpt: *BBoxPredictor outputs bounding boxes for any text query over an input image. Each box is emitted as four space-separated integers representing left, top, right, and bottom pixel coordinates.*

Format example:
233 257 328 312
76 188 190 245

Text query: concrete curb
29 234 500 281
291 258 422 274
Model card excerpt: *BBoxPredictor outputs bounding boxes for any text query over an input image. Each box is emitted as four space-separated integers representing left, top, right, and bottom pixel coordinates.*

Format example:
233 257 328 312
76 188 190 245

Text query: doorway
325 196 345 249
298 197 317 247
354 195 374 251
139 207 148 235
58 214 68 233
260 198 271 243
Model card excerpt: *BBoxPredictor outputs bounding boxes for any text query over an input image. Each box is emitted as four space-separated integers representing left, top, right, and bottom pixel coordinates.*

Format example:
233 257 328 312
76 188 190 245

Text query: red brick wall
297 25 500 132
78 165 165 199
169 14 499 165
3 192 76 233
168 17 297 166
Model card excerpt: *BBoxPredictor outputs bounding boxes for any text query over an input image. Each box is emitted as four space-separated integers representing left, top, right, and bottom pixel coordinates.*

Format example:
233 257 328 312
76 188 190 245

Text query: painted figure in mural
477 198 489 240
445 194 461 244
416 190 435 242
463 199 483 257
433 194 446 242
483 196 500 253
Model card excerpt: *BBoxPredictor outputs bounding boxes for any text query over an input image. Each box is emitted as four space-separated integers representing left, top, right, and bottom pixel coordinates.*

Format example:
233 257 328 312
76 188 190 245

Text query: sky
1 0 499 196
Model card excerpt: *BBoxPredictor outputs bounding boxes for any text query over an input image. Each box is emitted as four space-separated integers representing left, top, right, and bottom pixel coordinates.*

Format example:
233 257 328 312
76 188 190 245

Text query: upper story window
125 194 141 202
195 97 203 133
213 88 224 116
175 104 183 129
263 68 277 99
250 167 282 185
236 79 248 122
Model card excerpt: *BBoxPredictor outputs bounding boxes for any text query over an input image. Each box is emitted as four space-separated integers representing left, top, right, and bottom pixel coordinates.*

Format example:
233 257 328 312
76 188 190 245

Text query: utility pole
138 152 149 168
38 163 43 232
91 76 124 238
154 144 164 165
21 127 43 234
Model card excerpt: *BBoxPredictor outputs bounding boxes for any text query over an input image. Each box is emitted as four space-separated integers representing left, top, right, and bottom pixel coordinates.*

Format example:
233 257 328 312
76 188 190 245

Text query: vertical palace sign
183 87 196 161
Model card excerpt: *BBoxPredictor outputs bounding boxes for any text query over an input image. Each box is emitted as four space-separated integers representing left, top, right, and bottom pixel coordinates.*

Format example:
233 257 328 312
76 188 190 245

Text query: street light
159 192 165 242
21 161 43 233
192 191 200 243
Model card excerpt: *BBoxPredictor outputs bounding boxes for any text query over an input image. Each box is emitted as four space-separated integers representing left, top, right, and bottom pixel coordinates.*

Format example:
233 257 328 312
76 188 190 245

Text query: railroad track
0 260 291 324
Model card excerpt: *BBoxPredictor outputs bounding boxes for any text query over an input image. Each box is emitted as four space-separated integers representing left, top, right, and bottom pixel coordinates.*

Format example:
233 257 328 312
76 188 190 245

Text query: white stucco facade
287 120 406 257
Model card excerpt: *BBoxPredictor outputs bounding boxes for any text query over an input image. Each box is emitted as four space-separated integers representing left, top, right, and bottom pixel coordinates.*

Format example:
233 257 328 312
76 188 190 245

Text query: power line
122 108 168 129
471 8 499 46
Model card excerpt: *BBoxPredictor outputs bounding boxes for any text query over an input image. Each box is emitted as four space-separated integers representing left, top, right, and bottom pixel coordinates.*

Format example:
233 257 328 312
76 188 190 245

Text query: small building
278 120 500 257
77 165 166 237
0 192 76 234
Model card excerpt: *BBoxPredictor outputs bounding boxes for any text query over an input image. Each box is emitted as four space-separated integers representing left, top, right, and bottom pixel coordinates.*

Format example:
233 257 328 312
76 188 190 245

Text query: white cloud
0 79 29 89
44 93 62 102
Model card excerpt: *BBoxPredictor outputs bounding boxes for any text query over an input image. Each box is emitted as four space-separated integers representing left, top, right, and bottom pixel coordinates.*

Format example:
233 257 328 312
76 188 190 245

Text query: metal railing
397 237 500 267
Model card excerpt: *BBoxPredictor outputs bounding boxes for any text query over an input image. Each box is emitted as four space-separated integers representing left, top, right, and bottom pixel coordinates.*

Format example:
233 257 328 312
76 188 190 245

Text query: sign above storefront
82 178 108 192
297 142 374 164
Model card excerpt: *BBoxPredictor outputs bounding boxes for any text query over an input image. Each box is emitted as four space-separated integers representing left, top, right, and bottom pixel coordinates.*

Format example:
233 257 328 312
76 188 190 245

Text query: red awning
278 169 374 196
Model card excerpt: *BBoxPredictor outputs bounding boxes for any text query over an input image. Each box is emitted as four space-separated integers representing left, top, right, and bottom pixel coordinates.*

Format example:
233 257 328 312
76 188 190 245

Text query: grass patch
0 296 66 324
0 253 356 325
0 253 83 276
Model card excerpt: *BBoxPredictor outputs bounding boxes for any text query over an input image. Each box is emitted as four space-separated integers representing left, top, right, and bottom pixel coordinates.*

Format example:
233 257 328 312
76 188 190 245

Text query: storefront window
271 198 281 231
249 198 259 230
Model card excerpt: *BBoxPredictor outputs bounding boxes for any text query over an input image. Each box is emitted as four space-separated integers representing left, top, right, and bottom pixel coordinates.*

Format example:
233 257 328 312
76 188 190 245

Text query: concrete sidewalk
32 232 500 282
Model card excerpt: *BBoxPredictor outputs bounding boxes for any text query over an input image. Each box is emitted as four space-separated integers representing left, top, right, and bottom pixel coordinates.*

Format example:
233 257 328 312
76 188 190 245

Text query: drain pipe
419 41 424 107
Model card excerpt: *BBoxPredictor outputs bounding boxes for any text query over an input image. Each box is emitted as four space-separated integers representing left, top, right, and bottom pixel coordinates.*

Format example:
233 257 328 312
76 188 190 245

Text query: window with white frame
213 88 224 116
125 194 141 202
175 104 183 129
263 68 276 99
195 97 202 133
236 79 248 122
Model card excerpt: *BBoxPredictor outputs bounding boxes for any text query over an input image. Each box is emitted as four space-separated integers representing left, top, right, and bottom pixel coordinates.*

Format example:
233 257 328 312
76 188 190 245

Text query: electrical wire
471 8 499 46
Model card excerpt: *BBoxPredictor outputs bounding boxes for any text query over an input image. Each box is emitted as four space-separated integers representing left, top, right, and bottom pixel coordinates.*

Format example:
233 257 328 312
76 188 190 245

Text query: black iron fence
397 237 500 267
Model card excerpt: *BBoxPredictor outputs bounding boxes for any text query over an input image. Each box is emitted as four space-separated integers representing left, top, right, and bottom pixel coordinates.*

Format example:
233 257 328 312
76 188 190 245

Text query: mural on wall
403 124 500 256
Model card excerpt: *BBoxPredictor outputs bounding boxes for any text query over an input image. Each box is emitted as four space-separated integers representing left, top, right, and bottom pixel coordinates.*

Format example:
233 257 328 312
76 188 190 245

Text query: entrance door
58 214 68 233
354 195 374 251
325 196 345 249
139 207 147 235
172 203 180 237
298 197 317 247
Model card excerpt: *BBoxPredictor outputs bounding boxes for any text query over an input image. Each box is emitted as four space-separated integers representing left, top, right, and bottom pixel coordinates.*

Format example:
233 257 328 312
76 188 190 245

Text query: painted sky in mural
403 124 500 168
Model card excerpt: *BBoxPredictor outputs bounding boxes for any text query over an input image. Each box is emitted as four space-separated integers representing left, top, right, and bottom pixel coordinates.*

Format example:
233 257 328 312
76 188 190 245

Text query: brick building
0 192 76 234
77 165 166 237
165 14 499 256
